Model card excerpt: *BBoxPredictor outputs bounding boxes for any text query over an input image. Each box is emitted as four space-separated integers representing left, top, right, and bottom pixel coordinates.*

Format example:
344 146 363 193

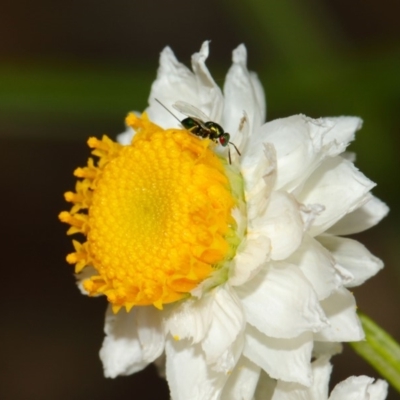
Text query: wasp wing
173 101 210 122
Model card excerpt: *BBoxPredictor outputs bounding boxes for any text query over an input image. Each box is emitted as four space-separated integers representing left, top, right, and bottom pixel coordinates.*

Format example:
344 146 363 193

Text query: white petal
366 380 389 400
236 121 273 168
321 116 362 153
330 376 388 400
229 231 271 287
287 234 339 300
317 235 384 287
220 356 261 400
269 382 306 400
297 156 375 236
237 262 327 339
313 341 343 358
308 356 332 399
244 324 314 386
253 191 304 260
201 286 245 373
249 71 266 124
330 263 355 287
254 370 277 400
223 44 265 137
100 305 164 378
165 338 228 400
261 115 328 193
147 46 196 128
135 306 165 362
314 287 364 342
190 41 224 122
254 115 358 194
269 356 331 400
116 127 135 145
327 195 389 235
270 358 331 400
164 294 213 344
100 307 147 378
146 42 224 130
242 142 276 222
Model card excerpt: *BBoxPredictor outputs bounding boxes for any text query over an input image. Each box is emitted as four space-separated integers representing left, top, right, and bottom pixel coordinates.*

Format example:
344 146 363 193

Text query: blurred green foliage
0 63 153 124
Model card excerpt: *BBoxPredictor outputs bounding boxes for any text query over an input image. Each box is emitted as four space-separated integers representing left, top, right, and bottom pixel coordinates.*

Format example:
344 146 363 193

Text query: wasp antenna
155 98 182 124
228 146 232 164
229 141 241 156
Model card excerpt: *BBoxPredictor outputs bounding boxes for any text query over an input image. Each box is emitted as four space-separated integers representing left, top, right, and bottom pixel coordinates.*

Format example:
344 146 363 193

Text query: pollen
60 113 236 312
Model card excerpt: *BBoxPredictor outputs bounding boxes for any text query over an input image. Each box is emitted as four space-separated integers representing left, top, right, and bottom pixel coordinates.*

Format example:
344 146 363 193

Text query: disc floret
60 113 238 312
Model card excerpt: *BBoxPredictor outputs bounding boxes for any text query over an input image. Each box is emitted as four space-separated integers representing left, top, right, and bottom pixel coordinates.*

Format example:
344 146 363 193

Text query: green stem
350 312 400 393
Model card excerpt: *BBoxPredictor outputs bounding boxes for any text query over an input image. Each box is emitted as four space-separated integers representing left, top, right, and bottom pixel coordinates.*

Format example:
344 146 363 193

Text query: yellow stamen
60 113 236 311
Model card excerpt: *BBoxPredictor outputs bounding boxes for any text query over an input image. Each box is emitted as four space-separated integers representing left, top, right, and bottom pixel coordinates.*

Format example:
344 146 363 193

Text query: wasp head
219 132 230 147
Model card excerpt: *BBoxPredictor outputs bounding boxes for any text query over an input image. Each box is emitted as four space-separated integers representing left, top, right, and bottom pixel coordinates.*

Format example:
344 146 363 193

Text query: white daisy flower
254 356 388 400
60 42 388 399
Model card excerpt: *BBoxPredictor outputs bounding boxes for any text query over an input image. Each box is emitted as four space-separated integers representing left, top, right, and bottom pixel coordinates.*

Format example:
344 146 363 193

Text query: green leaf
351 312 400 393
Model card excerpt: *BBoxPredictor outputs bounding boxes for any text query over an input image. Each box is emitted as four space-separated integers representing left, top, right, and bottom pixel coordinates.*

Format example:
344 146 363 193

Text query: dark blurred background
1 0 399 399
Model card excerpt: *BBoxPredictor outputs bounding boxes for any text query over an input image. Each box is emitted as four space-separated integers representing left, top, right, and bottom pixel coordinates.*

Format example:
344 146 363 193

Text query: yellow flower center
60 113 237 312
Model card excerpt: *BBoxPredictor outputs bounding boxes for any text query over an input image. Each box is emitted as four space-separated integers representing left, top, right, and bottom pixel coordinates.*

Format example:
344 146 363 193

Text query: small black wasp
155 98 240 164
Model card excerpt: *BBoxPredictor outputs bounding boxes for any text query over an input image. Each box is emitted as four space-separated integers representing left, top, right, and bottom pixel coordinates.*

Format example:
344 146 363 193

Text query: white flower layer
86 42 390 399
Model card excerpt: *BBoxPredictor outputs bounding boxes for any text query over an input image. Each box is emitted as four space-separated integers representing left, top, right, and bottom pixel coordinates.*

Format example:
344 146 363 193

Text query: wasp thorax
205 121 224 137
